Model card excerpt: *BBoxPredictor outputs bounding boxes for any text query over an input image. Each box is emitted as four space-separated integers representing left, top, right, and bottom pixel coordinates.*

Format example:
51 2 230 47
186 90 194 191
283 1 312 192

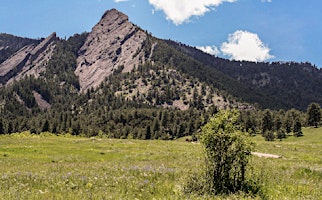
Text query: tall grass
251 127 322 199
0 128 321 199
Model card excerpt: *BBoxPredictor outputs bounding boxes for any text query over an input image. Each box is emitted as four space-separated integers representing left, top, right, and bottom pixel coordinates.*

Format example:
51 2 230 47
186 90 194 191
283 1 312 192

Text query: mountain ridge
163 39 322 110
0 9 322 138
1 9 322 110
0 33 57 85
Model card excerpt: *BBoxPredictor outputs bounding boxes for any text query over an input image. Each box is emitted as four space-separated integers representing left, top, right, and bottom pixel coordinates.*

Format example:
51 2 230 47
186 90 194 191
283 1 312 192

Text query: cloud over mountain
148 0 237 25
197 45 220 56
221 30 274 62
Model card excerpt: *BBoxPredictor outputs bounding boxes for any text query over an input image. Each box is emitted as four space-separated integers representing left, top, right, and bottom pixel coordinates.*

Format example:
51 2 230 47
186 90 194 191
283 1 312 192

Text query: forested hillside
0 33 221 139
0 9 322 139
165 40 322 110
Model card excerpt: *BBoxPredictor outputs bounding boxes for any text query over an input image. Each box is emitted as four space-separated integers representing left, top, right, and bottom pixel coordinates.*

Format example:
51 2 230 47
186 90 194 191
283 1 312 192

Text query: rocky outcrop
0 33 57 85
30 32 56 61
75 9 147 92
0 45 34 82
32 90 51 110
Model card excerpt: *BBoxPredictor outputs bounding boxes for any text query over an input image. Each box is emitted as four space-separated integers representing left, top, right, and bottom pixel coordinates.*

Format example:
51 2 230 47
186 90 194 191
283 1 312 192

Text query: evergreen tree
293 118 303 137
145 125 151 140
307 102 321 128
283 111 293 134
276 129 286 140
7 121 13 134
161 111 168 127
42 120 50 132
51 122 58 133
262 109 274 133
274 115 283 132
0 119 4 134
263 130 275 141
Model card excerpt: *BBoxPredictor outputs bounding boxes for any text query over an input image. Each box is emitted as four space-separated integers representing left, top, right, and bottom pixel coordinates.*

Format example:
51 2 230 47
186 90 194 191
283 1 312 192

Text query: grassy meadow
0 128 321 199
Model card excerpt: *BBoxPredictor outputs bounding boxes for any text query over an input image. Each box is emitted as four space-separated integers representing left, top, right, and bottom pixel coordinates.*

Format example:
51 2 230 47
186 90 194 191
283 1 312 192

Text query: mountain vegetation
0 9 322 140
165 40 322 110
0 33 218 139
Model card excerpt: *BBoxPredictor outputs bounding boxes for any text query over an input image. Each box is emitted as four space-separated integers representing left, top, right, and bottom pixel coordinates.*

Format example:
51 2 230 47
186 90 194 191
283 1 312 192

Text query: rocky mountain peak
100 8 128 24
75 9 148 92
0 32 57 85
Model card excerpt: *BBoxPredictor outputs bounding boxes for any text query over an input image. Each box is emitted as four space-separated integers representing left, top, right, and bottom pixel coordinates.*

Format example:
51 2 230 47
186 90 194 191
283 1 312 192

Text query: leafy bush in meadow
185 110 264 197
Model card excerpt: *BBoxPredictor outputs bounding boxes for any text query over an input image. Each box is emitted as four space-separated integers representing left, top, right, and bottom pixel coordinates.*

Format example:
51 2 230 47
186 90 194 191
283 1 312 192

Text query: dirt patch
252 152 282 158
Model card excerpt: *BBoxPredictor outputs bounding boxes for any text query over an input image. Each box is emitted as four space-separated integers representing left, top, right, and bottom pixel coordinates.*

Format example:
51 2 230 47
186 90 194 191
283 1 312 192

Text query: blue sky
1 0 321 67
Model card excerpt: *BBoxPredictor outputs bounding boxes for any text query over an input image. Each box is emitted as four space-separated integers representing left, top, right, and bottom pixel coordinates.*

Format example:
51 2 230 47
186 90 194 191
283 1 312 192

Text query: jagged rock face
75 9 147 92
0 33 57 85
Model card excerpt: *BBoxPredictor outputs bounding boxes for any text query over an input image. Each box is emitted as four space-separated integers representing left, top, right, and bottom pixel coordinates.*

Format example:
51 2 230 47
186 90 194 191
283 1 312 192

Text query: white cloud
114 0 128 2
261 0 272 2
149 0 237 25
221 30 274 62
197 45 220 56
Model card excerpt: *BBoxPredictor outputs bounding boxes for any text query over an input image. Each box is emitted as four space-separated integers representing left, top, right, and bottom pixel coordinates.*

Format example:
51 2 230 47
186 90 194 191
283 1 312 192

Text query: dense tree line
1 71 320 140
238 103 322 141
0 76 216 139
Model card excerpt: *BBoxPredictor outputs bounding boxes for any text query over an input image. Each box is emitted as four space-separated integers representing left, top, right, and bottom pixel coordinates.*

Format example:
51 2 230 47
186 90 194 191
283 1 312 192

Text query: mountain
0 33 57 86
0 33 40 64
0 9 321 138
75 9 149 92
164 41 322 110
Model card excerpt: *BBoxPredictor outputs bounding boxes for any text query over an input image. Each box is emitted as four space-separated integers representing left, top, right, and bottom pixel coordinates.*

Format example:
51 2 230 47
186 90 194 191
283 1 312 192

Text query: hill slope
165 41 322 110
0 9 321 138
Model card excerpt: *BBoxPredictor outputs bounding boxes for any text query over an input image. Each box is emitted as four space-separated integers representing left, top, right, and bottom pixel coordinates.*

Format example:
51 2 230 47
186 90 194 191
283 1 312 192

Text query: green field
0 128 321 199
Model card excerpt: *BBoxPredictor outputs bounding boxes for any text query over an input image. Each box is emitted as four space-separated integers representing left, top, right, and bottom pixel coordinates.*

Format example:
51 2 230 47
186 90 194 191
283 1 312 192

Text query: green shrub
263 130 275 141
185 110 262 196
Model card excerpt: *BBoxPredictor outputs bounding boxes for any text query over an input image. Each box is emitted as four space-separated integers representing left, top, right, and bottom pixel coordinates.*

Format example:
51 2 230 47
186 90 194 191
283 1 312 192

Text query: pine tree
7 121 13 134
161 111 168 127
262 109 274 133
152 118 160 139
293 118 303 137
0 119 4 134
42 120 50 132
283 112 293 134
145 125 151 140
307 103 321 128
276 129 286 140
